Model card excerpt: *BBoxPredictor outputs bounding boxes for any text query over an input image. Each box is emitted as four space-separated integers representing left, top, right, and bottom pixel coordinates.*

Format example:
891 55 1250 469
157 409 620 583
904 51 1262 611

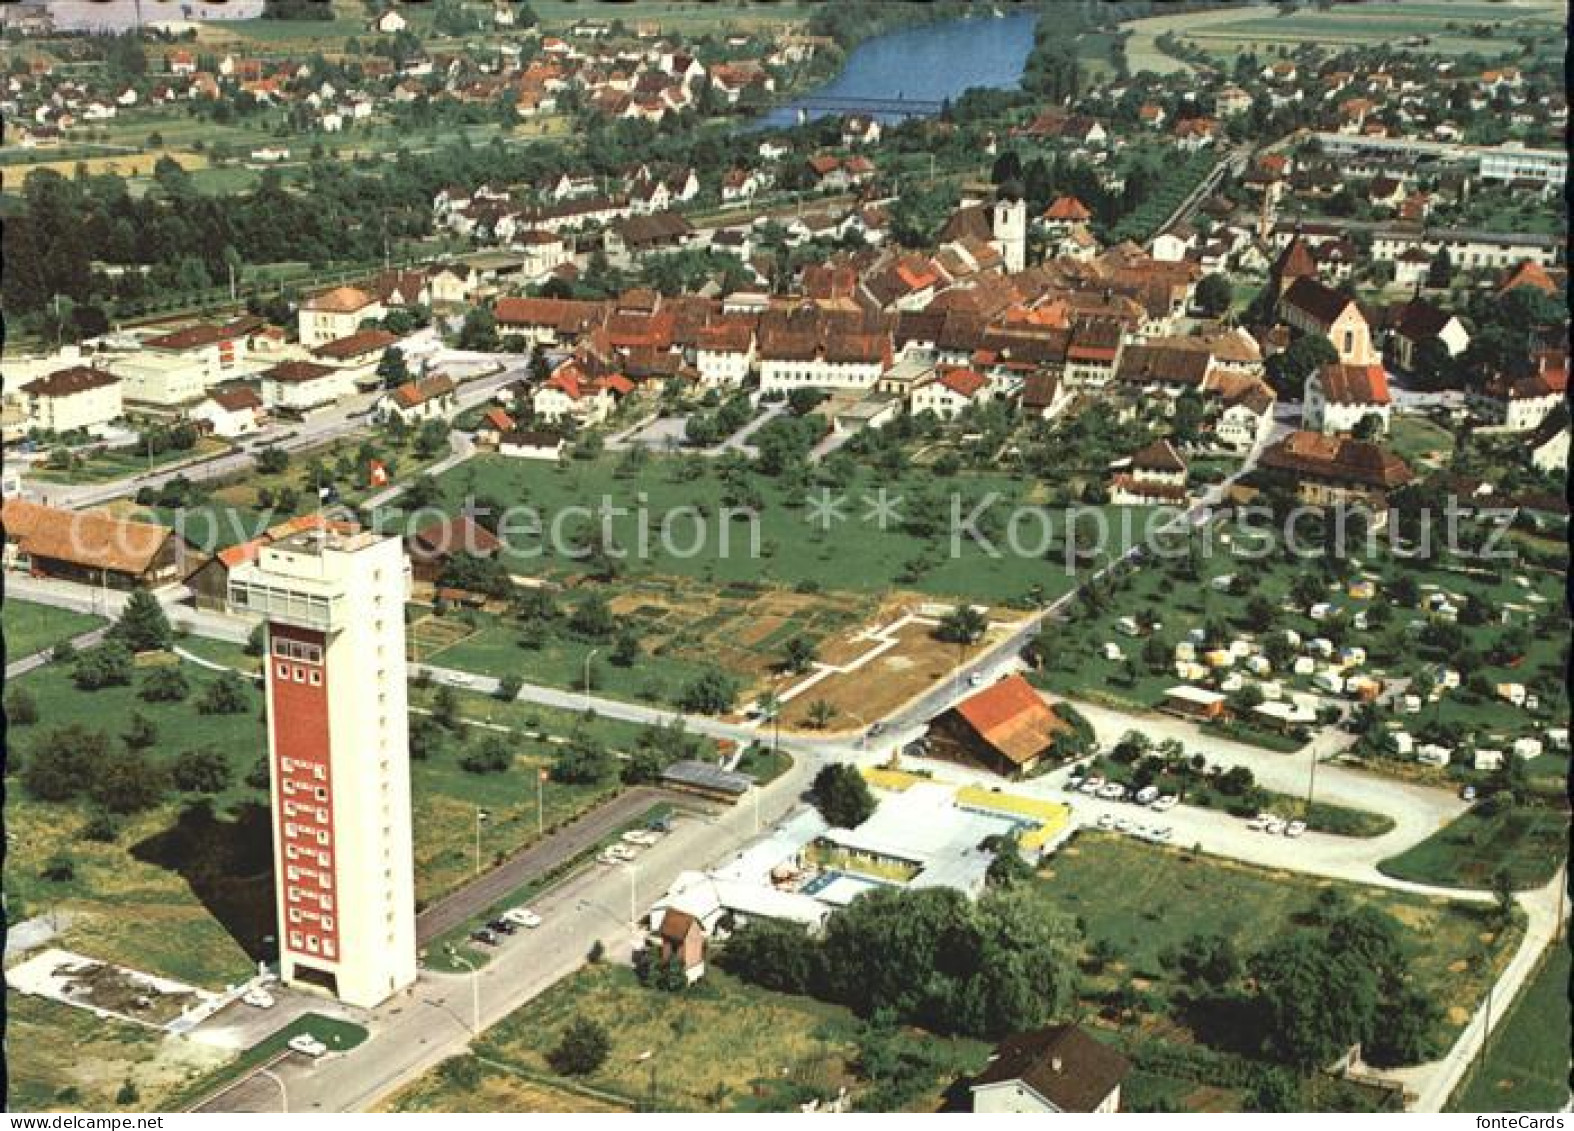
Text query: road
412 785 695 946
23 355 522 512
191 748 820 1113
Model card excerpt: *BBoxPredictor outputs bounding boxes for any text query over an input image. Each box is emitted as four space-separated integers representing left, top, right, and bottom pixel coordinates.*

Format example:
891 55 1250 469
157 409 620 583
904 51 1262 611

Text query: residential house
378 374 457 425
1257 431 1414 509
190 386 264 438
260 360 356 413
19 367 122 434
312 328 399 388
926 674 1071 779
2 499 194 589
1111 439 1189 505
911 367 991 419
651 908 706 984
971 1024 1131 1114
1304 362 1391 435
298 286 385 348
499 430 568 461
1388 299 1469 372
405 514 502 585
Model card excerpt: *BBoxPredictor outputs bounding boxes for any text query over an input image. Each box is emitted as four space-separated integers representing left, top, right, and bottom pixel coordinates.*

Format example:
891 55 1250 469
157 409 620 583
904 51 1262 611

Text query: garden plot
8 949 219 1031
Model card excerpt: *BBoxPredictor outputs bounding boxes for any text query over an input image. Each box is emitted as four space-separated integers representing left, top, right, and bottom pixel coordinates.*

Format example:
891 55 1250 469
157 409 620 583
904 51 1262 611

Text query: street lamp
474 808 489 876
445 945 480 1036
583 647 601 710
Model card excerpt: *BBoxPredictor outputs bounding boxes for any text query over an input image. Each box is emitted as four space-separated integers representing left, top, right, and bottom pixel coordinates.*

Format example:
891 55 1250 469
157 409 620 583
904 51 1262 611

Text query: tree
809 763 877 828
935 604 987 645
547 1017 611 1076
805 698 837 730
22 725 109 802
377 346 410 388
495 674 523 701
677 668 740 715
1265 332 1338 398
459 734 512 774
1250 932 1378 1068
90 746 169 815
568 594 616 641
73 643 134 690
257 446 290 475
1195 273 1233 317
782 636 818 674
140 664 190 702
718 918 818 994
431 684 463 731
197 671 251 715
173 747 234 793
7 687 39 725
245 624 267 657
611 626 641 667
122 711 158 752
985 834 1034 888
112 589 172 652
457 306 500 351
552 733 613 784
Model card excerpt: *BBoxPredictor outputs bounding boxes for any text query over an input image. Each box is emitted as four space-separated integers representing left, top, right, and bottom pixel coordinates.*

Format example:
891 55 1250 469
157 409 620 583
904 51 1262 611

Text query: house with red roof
1304 362 1391 435
927 674 1072 778
911 367 991 419
532 361 628 425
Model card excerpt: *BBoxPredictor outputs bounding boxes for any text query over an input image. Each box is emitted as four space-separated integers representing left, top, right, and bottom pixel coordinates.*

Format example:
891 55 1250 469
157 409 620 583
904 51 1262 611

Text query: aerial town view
0 0 1567 1118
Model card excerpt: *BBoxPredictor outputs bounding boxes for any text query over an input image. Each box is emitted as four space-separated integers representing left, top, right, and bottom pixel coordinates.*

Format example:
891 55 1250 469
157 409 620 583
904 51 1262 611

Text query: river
750 10 1039 132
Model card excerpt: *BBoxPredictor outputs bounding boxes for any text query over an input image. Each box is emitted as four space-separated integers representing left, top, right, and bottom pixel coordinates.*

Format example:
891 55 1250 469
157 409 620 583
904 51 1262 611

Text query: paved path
4 625 109 679
413 786 694 946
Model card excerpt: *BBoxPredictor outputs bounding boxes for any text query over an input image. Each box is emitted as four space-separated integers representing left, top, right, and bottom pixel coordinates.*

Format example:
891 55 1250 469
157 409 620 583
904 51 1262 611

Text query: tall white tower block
229 528 417 1009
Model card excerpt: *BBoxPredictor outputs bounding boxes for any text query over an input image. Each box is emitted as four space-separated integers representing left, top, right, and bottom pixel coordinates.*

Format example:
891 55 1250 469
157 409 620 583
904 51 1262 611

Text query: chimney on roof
1051 1056 1063 1074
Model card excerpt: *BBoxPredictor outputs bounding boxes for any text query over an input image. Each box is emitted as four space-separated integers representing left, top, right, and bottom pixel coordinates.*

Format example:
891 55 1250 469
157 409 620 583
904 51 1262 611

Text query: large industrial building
227 528 418 1009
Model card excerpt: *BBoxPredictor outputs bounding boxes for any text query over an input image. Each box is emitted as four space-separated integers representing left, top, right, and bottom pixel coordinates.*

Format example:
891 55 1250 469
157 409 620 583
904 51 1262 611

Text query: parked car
487 918 517 936
1151 794 1179 812
288 1034 327 1059
504 907 542 929
1246 813 1272 831
1150 826 1173 842
605 843 636 862
447 672 474 686
1098 782 1126 800
1067 774 1085 792
1285 820 1307 838
622 830 657 847
1134 785 1160 806
241 988 275 1010
1083 775 1105 790
470 928 499 946
1264 818 1287 835
968 672 984 687
1460 785 1478 802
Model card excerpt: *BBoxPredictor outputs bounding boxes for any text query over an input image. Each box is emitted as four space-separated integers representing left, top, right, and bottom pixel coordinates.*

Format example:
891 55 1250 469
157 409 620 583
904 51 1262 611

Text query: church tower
992 182 1027 274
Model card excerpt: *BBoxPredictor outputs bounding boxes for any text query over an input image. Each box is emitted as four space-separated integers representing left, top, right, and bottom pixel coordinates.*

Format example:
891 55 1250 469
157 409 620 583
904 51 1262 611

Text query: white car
605 843 636 862
1150 826 1173 842
969 671 984 687
622 830 657 847
288 1034 328 1059
1285 820 1307 839
1083 775 1105 791
241 988 275 1010
504 907 542 929
1079 780 1102 795
1264 818 1287 836
1151 794 1179 812
1134 785 1160 806
1246 813 1272 831
1098 783 1126 800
